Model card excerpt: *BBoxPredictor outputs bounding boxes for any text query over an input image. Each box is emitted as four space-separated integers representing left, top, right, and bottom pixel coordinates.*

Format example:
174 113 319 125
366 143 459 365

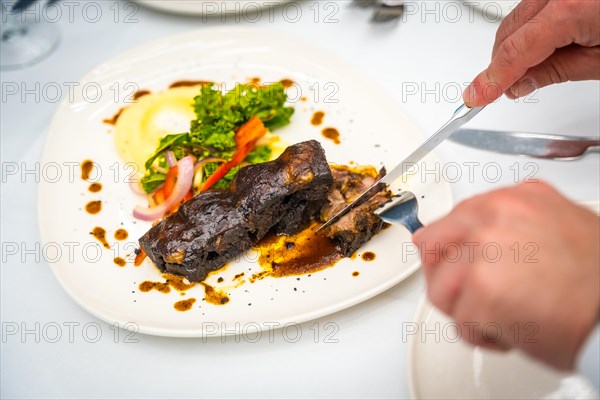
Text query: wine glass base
1 19 60 71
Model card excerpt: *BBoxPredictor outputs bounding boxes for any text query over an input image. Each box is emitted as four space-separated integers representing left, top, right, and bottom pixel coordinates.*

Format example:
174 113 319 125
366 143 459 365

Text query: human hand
413 181 600 370
463 0 600 107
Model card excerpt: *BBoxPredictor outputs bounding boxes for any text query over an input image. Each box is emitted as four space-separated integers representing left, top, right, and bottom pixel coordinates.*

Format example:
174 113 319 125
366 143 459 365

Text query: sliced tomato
200 116 267 191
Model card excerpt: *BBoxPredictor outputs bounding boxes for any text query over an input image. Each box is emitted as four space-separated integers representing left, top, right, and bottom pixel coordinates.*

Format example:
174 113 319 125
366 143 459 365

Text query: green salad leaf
140 82 294 194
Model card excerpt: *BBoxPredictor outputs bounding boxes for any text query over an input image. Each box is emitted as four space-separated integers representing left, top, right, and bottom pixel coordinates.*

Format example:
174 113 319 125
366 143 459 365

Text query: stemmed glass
0 0 60 70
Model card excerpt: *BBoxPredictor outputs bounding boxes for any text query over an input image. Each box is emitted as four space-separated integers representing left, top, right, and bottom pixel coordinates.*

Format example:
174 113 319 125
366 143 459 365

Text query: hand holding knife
317 103 485 232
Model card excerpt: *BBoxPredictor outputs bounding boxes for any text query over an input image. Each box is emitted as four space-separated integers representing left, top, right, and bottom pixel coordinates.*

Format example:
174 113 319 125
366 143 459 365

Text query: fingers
492 0 549 58
415 197 490 315
424 256 469 316
413 196 489 268
508 45 600 98
464 4 576 106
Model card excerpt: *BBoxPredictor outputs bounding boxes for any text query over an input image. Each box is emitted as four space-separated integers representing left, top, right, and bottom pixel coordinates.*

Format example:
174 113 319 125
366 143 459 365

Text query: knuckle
476 227 500 249
517 180 556 196
546 60 570 84
470 266 503 310
557 0 579 15
496 37 522 67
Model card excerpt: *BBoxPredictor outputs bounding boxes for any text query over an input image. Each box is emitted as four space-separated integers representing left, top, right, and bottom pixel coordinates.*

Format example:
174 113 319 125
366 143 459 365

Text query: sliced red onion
194 157 228 169
133 155 194 221
165 151 177 168
193 157 227 194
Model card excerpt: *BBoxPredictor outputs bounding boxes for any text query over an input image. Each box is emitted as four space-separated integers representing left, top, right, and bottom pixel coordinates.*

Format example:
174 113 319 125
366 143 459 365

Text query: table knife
317 103 484 232
449 128 600 159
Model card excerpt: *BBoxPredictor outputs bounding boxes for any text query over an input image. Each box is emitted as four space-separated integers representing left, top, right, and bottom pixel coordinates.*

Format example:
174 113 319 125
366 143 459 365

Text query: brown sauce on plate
114 229 128 241
114 257 126 267
139 281 171 294
253 222 343 278
362 251 376 261
169 80 211 89
174 298 196 311
132 89 151 100
88 182 102 192
81 160 94 180
139 273 197 295
85 201 101 214
90 227 110 249
201 283 230 305
102 108 125 125
280 78 294 88
311 111 325 126
165 274 196 292
322 127 341 144
352 271 360 277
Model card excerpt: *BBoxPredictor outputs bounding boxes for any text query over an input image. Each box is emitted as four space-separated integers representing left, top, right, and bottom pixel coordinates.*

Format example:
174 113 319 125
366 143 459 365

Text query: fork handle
404 218 424 234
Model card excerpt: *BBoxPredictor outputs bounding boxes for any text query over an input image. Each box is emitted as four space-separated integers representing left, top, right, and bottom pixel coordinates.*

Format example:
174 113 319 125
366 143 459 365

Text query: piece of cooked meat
139 140 334 282
320 166 392 256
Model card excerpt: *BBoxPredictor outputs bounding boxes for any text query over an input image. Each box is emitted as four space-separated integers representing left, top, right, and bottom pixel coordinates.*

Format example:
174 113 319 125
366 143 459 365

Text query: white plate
39 27 452 337
136 0 291 16
408 297 599 399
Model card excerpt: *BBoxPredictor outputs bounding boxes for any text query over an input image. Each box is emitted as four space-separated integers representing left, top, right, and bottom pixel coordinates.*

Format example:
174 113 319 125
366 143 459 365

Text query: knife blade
317 103 484 232
449 128 600 159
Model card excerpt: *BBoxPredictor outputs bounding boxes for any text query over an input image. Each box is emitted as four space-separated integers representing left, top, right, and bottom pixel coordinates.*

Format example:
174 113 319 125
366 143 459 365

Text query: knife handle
547 139 600 159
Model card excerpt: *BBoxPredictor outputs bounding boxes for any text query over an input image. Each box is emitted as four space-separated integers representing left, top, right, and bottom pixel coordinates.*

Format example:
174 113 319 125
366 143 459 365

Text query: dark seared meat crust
139 140 333 282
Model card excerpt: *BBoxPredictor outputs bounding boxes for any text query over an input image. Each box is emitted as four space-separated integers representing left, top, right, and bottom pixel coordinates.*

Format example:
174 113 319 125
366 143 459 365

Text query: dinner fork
375 191 424 233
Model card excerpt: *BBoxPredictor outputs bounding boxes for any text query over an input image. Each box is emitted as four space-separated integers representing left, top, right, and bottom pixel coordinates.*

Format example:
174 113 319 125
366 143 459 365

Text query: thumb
508 45 600 98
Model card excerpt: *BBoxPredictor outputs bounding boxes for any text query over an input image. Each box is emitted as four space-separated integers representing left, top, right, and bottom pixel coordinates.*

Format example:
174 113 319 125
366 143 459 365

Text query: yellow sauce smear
252 221 343 280
174 298 196 312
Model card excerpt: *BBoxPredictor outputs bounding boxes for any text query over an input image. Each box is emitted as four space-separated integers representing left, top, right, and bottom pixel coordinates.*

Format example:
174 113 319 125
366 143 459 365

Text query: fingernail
510 77 537 98
463 84 476 105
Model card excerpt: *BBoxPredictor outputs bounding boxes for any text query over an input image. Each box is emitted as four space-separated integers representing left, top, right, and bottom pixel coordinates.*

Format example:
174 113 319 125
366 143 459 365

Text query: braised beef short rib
320 166 391 256
139 140 334 282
